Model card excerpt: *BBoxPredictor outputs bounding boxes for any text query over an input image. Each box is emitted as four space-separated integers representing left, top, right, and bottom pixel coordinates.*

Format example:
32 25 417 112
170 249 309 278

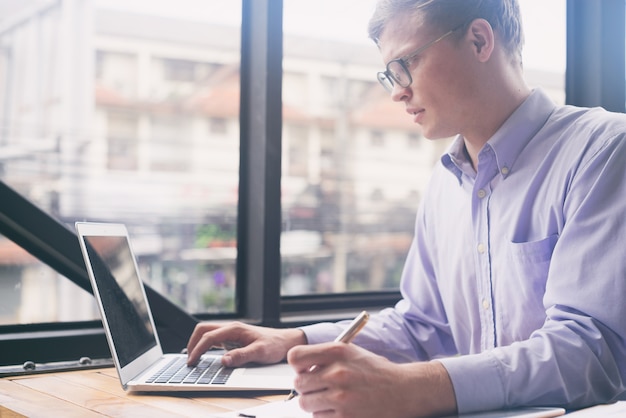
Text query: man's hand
287 342 457 418
186 321 307 367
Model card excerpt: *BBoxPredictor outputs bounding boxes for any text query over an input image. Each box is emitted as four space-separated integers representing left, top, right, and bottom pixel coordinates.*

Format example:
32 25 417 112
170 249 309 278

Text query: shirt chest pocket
494 234 559 343
507 234 559 287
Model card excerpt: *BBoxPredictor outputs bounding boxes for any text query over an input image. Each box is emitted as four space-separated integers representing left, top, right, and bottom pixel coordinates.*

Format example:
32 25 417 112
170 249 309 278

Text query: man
187 0 626 416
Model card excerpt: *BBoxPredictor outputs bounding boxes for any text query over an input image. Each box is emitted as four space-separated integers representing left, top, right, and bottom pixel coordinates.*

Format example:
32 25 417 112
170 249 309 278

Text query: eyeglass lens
377 72 393 91
377 61 411 92
387 61 411 87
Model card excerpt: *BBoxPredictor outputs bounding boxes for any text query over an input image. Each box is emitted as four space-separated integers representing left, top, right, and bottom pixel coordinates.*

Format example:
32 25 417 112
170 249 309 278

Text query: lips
407 108 425 123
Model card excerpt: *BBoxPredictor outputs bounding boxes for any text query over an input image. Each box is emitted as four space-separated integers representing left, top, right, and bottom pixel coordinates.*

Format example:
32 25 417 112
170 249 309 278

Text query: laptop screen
84 234 157 368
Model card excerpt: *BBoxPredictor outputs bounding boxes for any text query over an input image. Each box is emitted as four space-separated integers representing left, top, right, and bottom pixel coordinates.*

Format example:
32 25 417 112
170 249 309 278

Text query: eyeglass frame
376 23 466 93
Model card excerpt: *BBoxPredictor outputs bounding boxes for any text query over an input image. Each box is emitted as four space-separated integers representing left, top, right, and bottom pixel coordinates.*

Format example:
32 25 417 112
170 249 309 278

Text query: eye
388 60 409 84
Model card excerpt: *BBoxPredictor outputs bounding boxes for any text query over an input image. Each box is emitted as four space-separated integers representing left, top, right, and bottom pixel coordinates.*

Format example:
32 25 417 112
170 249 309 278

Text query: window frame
1 0 625 369
566 0 625 111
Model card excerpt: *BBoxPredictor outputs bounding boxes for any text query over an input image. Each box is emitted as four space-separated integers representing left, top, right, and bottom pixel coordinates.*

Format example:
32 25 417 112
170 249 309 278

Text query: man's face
377 15 477 140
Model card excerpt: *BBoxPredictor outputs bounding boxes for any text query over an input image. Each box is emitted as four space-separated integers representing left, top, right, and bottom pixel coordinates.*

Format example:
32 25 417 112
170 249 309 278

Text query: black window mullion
237 0 283 326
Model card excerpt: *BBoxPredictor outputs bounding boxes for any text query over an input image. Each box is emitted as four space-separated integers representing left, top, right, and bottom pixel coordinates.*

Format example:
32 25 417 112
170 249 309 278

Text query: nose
390 83 411 102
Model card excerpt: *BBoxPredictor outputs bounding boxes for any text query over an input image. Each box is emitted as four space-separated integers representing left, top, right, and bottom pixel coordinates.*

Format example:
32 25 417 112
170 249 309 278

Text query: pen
285 310 370 401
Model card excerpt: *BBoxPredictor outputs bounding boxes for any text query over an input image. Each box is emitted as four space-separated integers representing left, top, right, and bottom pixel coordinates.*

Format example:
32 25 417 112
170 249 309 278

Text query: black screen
85 235 156 368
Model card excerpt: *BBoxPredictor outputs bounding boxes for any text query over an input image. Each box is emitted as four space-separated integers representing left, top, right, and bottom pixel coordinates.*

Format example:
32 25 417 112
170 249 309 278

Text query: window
107 111 139 170
0 237 98 324
149 115 191 172
520 0 566 104
370 130 385 147
285 124 310 178
162 58 197 83
283 71 308 111
209 117 228 135
0 0 241 325
370 188 384 201
282 0 435 295
96 51 139 99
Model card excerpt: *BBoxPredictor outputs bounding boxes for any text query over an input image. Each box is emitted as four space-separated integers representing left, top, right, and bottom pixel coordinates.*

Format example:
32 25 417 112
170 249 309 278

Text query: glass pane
520 0 567 104
0 236 97 324
281 0 432 295
281 0 566 295
0 0 241 324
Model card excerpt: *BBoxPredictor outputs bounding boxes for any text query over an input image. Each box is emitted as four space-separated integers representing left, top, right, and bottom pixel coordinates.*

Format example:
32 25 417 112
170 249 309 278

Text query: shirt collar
442 88 557 182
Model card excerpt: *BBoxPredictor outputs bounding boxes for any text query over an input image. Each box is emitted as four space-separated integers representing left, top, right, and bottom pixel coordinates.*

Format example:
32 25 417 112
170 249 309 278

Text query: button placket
472 146 498 351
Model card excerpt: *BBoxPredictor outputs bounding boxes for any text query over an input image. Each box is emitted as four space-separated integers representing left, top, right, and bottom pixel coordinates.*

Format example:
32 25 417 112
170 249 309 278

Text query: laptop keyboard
146 356 233 385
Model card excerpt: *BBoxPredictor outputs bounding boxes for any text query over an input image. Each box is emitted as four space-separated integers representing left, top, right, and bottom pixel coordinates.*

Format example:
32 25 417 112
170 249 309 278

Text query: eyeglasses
376 26 462 93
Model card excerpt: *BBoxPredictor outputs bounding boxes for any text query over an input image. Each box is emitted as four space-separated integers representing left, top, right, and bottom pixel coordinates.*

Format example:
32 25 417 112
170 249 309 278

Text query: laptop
75 221 295 392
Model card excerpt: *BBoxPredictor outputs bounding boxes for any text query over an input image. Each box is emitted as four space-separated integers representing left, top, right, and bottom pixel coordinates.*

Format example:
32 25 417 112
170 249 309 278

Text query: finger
298 387 334 416
187 324 236 365
288 343 343 372
293 365 327 398
220 345 261 367
186 322 220 357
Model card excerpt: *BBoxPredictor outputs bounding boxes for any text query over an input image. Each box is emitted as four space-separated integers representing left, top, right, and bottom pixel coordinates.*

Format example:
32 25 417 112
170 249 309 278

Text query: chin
421 125 457 141
421 129 446 140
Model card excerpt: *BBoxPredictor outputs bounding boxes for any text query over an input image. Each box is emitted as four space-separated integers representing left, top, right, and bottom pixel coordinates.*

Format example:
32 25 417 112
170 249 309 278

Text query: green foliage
195 224 236 248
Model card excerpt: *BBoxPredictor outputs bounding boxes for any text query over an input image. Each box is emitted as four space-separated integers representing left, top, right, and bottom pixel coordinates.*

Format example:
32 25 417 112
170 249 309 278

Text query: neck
462 67 530 169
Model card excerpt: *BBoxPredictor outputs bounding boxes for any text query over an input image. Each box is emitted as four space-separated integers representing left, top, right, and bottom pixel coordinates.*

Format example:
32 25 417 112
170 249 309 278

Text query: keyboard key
144 356 232 385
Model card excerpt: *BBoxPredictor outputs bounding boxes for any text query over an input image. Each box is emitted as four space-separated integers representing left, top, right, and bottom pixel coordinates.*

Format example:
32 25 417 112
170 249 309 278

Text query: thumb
221 346 257 367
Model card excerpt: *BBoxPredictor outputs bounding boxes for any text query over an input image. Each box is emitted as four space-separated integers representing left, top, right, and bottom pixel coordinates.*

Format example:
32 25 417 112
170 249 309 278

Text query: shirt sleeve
302 202 459 363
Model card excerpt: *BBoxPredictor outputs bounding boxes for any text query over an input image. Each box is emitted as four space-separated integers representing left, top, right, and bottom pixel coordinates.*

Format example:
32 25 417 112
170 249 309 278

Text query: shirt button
477 189 487 198
482 299 490 310
501 166 510 175
477 243 486 253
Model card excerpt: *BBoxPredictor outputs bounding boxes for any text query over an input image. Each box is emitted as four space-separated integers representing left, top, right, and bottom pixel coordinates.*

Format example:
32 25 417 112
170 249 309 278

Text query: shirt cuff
299 322 345 345
438 352 506 414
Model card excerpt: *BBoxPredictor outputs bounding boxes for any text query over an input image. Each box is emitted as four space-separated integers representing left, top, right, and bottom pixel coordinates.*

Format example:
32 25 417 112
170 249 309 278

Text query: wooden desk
0 367 287 417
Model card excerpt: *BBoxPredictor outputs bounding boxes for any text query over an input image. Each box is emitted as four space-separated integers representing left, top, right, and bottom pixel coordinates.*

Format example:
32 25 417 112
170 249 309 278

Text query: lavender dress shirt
302 89 626 413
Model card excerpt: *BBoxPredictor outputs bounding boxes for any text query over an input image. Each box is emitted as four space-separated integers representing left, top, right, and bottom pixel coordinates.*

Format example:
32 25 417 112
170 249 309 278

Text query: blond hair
368 0 524 62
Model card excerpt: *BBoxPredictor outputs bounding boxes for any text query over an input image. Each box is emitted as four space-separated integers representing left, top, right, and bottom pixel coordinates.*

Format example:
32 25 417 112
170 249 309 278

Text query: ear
467 18 495 62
